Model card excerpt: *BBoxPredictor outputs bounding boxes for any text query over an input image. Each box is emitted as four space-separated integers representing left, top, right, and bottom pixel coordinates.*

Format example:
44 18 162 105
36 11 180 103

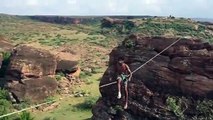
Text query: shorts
117 74 128 85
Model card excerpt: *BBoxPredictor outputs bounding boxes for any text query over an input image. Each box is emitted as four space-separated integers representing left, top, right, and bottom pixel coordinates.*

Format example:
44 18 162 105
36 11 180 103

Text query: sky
0 0 213 18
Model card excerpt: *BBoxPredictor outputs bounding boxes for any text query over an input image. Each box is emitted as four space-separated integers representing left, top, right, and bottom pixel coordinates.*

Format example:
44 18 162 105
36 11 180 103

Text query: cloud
26 0 39 6
67 0 77 5
0 0 212 18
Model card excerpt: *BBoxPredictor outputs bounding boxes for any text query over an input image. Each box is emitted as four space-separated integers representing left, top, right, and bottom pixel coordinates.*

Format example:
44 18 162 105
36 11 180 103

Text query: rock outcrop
6 77 57 102
29 16 101 25
101 17 135 28
92 35 213 120
6 45 57 80
5 45 58 103
56 60 78 74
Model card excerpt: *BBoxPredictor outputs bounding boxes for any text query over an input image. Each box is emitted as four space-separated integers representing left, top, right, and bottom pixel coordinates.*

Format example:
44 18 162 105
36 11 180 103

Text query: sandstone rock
92 98 113 120
101 17 124 28
56 60 78 74
6 45 57 80
6 77 58 103
92 35 213 119
101 17 135 29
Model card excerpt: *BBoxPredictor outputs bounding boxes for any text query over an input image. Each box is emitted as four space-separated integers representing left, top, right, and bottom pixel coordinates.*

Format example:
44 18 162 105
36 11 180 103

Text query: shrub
0 52 11 77
124 21 135 31
166 97 184 119
196 99 213 119
73 96 98 110
80 71 92 79
0 99 12 120
13 102 30 110
0 89 14 120
43 117 56 120
44 96 55 103
55 72 65 81
0 89 9 100
123 39 135 49
18 111 34 120
0 89 12 120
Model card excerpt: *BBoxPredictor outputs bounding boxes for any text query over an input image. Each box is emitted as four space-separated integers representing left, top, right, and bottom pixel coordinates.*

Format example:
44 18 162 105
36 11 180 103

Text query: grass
72 96 98 111
0 89 18 120
32 71 103 120
17 111 34 120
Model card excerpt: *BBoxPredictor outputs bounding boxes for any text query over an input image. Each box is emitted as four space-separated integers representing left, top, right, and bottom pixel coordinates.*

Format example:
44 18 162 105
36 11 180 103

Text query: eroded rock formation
101 17 136 28
56 60 78 75
6 77 57 102
92 35 213 120
6 45 57 80
4 45 58 103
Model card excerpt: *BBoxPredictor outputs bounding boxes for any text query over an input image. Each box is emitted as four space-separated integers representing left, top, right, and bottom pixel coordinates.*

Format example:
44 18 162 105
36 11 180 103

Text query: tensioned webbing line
0 37 181 119
99 37 182 88
0 99 57 118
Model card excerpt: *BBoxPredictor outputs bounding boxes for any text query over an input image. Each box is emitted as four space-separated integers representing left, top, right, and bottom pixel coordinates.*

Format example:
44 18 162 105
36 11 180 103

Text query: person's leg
117 77 122 99
124 82 128 109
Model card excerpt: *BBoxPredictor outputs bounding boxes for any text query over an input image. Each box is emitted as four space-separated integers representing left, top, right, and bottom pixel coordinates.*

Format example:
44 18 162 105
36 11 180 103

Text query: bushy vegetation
166 96 185 119
44 96 56 103
0 52 11 77
123 39 136 49
0 89 13 120
43 117 56 120
0 90 34 120
73 96 98 111
13 101 30 111
195 99 213 120
80 71 92 79
17 111 34 120
55 72 65 81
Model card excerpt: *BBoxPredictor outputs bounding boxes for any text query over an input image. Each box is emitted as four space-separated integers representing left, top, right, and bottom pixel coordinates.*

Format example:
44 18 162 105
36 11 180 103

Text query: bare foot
117 92 121 99
124 103 128 109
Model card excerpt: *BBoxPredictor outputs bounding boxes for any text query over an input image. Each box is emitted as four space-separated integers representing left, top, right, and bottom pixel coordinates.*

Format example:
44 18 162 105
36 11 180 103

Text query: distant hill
192 18 213 22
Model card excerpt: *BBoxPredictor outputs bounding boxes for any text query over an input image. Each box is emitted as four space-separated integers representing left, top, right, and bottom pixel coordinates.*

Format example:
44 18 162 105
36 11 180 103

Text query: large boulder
6 77 57 102
56 60 78 74
92 35 213 120
6 45 57 80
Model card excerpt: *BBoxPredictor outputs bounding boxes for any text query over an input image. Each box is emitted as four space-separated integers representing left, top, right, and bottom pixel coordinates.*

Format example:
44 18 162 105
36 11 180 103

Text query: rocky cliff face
92 35 213 120
29 16 101 24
